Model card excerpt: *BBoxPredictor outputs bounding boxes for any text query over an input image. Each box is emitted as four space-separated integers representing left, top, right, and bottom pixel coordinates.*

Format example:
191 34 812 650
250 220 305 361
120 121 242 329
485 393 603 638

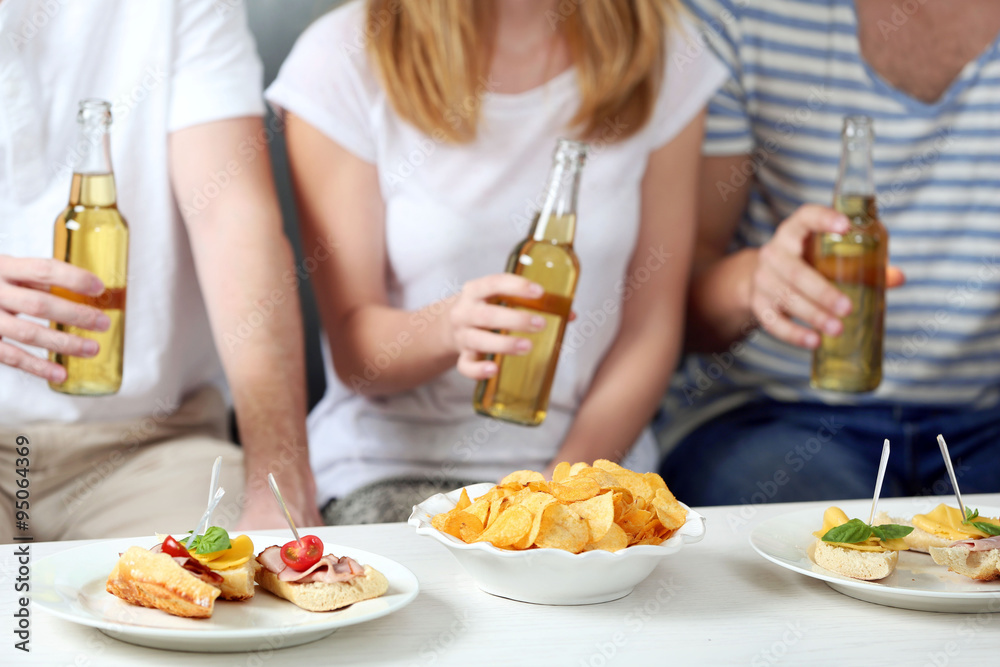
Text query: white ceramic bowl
408 482 706 605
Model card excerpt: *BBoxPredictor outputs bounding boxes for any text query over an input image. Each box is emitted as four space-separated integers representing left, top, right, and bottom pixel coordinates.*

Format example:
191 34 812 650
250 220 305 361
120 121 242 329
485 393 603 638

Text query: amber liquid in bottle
49 101 129 395
474 140 587 426
810 116 886 393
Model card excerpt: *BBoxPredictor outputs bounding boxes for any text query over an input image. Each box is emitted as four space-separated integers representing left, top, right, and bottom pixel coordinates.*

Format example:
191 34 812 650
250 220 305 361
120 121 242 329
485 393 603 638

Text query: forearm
553 324 679 467
330 299 459 396
684 247 758 352
190 217 310 477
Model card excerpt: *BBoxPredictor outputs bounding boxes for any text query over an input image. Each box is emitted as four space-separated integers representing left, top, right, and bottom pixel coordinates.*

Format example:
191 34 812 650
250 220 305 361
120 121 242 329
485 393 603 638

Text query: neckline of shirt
481 66 577 114
844 0 1000 115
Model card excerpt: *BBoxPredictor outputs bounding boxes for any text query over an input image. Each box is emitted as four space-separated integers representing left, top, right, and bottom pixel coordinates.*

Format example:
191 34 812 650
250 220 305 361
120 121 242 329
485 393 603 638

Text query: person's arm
169 116 322 530
546 113 704 468
285 113 546 397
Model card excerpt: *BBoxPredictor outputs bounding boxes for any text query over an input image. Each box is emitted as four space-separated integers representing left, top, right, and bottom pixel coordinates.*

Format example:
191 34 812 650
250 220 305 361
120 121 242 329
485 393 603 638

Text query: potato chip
476 505 532 548
652 488 687 532
442 511 484 542
584 522 628 552
644 472 669 494
620 507 653 538
551 461 571 482
486 497 508 529
455 488 472 511
575 468 621 490
510 491 557 549
526 480 552 494
568 462 590 477
549 477 601 503
568 492 614 543
500 470 546 486
534 504 589 553
466 496 491 525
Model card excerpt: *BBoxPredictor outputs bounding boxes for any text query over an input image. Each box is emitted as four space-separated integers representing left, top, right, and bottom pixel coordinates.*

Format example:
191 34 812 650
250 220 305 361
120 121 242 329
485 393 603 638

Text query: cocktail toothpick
868 439 890 524
186 486 226 549
268 473 302 545
207 455 222 509
936 434 967 518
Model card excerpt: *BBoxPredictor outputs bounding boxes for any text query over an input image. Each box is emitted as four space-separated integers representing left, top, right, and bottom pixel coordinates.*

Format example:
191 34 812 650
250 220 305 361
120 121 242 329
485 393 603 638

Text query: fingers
456 327 532 358
757 245 851 321
457 349 497 380
0 340 67 383
771 204 849 255
751 293 821 349
464 274 544 303
0 312 100 358
887 265 905 289
463 302 545 334
448 274 548 362
0 284 110 331
0 256 104 295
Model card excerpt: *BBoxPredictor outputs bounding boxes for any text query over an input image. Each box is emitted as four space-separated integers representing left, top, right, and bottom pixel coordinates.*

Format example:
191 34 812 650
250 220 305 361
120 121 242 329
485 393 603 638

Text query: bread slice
929 546 1000 581
216 560 260 601
106 546 221 618
255 565 389 611
873 511 950 553
812 540 899 581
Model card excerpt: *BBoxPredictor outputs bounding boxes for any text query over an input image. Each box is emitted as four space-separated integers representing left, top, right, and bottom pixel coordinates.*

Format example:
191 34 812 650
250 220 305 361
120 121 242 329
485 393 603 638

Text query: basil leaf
822 518 873 544
971 522 1000 537
871 524 914 541
965 507 980 523
186 526 231 554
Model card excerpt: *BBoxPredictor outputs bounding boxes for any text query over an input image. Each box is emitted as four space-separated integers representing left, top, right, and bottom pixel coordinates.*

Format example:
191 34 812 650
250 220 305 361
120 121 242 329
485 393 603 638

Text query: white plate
32 533 419 652
750 499 1000 613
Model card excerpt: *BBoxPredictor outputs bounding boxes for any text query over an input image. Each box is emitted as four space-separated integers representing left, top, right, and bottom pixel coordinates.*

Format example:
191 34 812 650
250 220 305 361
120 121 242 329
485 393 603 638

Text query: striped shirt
664 0 1000 437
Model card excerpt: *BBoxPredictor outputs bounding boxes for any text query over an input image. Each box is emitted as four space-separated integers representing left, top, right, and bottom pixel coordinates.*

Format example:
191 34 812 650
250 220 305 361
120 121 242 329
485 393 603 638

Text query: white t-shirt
0 0 265 425
266 0 727 503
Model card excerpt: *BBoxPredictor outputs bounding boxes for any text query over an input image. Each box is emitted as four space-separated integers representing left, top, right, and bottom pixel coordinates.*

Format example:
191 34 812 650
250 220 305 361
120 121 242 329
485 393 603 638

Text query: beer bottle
809 116 887 392
49 99 129 395
473 138 587 425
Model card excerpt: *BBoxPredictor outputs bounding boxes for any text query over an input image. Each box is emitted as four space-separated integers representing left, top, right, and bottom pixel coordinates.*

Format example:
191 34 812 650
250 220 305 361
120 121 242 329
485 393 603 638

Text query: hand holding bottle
0 255 110 382
449 274 548 380
751 204 904 350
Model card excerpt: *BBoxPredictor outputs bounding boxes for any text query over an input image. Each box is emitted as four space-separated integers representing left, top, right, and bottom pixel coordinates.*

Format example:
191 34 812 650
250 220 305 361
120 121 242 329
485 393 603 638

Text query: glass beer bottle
809 116 887 392
473 139 587 425
49 99 129 395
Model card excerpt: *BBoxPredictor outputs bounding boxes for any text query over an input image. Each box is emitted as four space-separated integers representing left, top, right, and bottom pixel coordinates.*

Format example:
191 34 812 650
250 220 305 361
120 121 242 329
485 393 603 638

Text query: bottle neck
69 126 116 207
834 120 875 205
531 157 581 245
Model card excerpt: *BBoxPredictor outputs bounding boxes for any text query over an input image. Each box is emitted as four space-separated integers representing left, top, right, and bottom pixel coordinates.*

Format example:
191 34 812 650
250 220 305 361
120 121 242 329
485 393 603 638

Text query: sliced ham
278 555 365 583
950 535 1000 551
258 545 286 573
256 545 365 584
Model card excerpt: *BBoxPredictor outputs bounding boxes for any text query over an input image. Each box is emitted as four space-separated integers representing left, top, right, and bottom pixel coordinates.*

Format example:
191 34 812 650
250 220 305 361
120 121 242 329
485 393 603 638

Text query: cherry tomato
280 535 324 571
162 535 190 558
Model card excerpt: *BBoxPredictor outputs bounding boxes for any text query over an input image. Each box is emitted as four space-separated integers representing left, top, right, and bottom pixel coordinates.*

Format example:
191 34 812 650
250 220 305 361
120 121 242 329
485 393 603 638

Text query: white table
4 493 999 666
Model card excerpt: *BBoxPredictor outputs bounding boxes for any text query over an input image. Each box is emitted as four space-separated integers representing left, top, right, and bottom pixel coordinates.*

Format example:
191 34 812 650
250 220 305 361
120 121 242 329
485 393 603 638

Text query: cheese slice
912 504 1000 540
189 534 254 570
813 506 907 552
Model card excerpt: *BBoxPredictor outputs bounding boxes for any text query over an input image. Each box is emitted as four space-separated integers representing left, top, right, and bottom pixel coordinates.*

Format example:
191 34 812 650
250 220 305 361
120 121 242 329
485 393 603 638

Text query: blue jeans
660 401 1000 506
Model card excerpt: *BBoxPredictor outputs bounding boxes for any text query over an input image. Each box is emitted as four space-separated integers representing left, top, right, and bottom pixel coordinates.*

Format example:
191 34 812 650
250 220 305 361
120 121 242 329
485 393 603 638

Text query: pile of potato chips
431 460 688 554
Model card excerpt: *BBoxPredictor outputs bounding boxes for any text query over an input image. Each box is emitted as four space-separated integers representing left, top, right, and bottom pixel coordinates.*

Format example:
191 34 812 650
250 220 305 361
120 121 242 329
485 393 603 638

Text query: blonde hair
366 0 677 143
